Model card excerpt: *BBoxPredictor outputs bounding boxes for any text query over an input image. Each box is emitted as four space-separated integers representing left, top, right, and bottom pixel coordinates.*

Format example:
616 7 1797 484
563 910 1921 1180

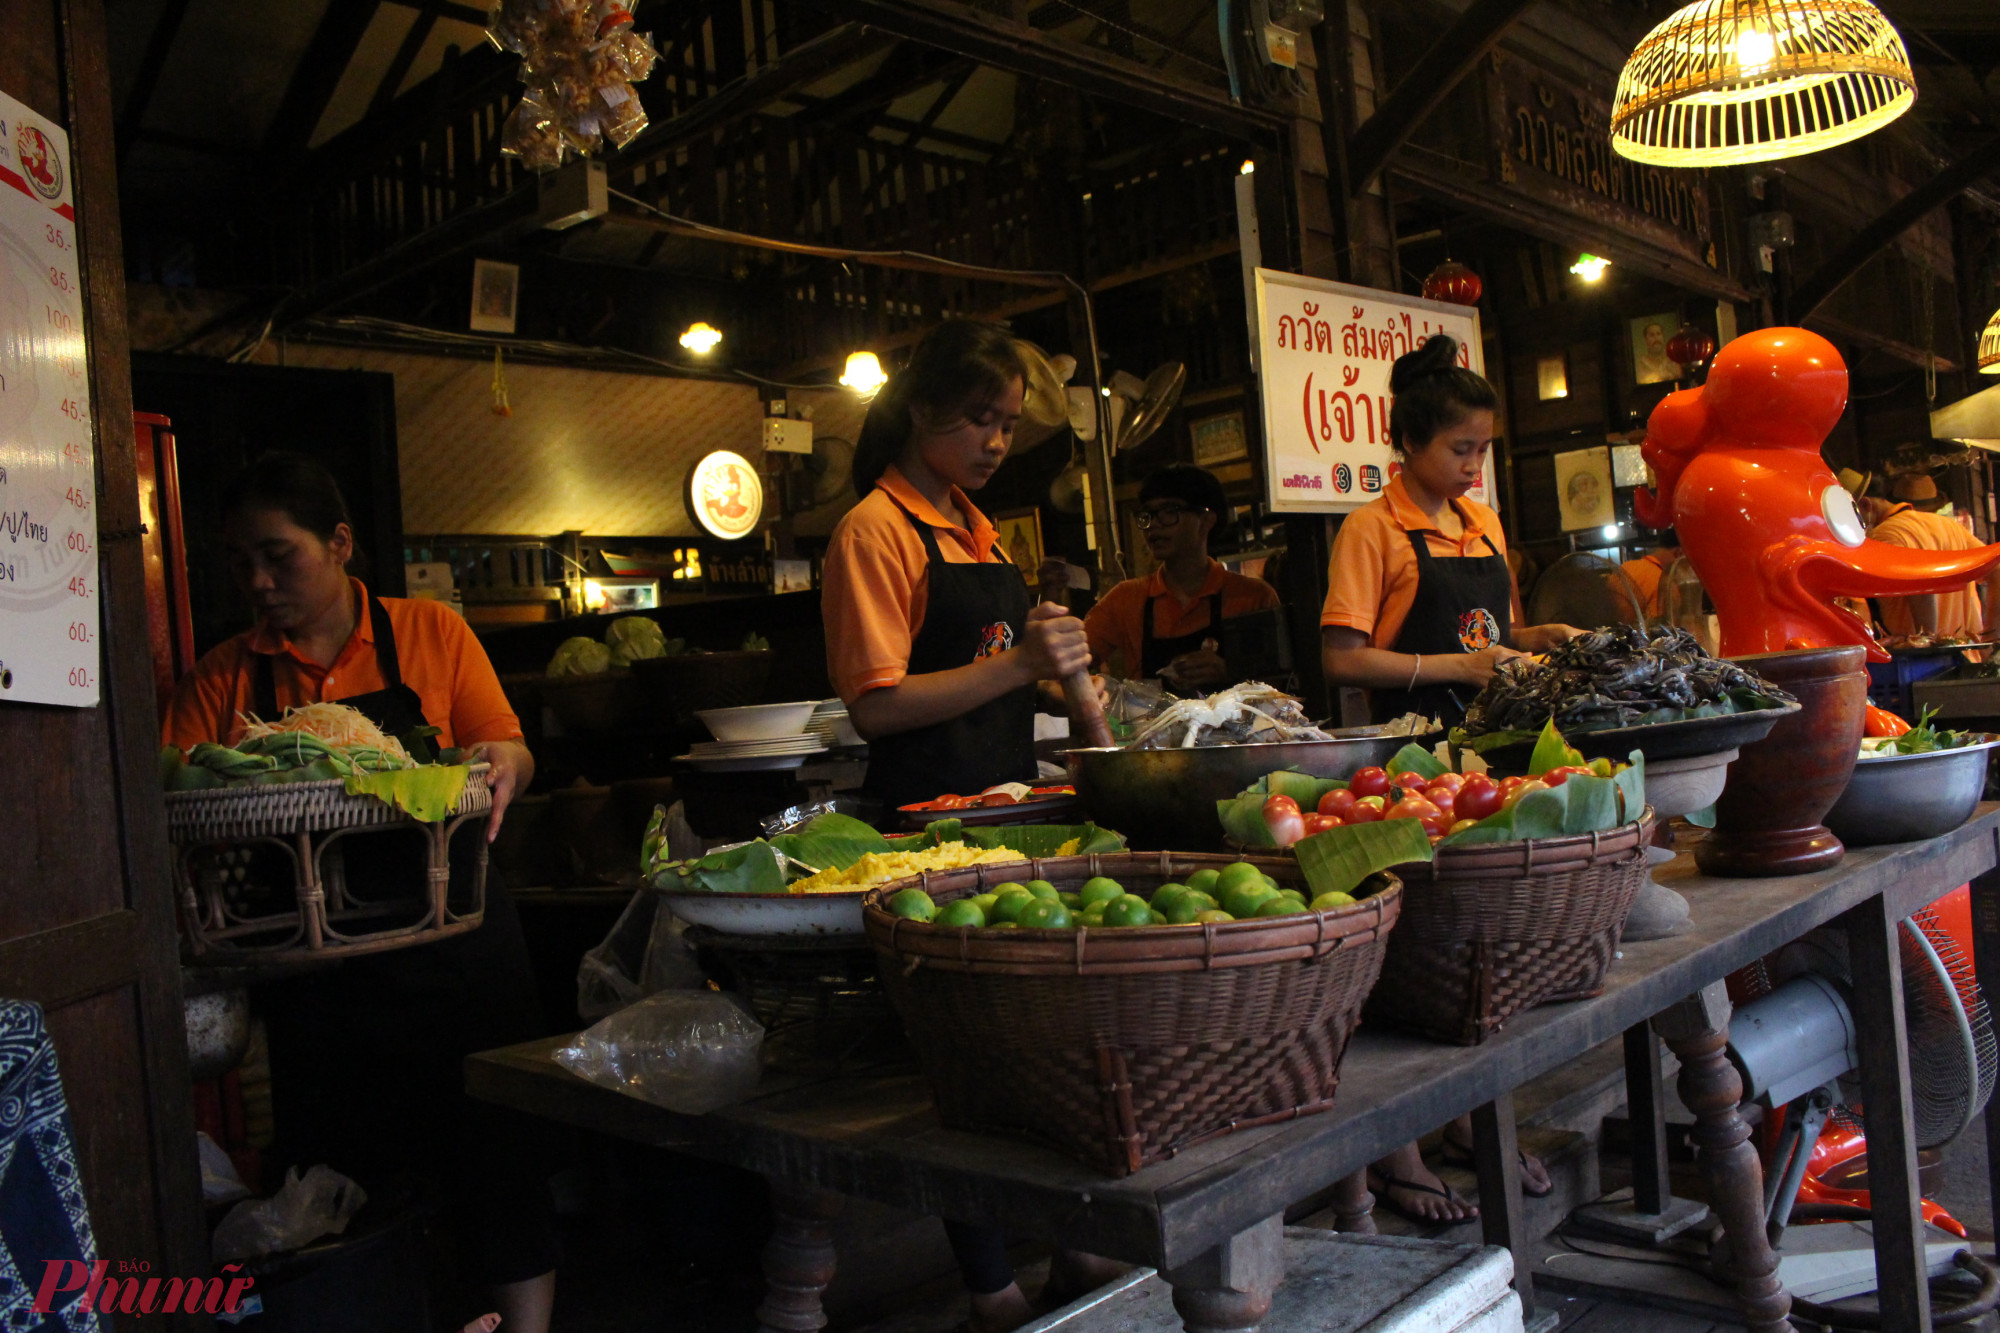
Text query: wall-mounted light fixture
840 351 887 396
1537 354 1570 400
679 322 722 354
1570 253 1611 282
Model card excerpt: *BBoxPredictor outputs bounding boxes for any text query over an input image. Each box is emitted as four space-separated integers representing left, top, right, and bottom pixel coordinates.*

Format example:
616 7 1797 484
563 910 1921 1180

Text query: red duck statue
1634 327 2000 662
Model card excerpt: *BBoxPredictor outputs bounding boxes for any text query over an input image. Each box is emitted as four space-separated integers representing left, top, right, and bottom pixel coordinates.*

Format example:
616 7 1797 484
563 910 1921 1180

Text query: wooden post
1163 1212 1286 1333
1328 1169 1375 1234
1470 1094 1534 1316
1841 895 1933 1331
1653 985 1791 1333
756 1183 844 1333
1625 1022 1671 1215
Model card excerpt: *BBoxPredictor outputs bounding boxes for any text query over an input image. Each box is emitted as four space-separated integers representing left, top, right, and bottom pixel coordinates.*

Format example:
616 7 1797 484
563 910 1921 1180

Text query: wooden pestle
1040 568 1115 749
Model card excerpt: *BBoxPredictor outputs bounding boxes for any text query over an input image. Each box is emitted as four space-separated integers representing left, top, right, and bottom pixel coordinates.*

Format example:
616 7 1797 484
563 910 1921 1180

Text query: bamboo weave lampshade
1611 0 1915 167
1979 308 2000 375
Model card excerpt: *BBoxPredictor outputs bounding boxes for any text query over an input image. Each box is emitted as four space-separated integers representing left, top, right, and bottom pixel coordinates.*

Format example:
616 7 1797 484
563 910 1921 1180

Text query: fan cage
1978 308 2000 376
1901 907 1997 1149
1611 0 1916 167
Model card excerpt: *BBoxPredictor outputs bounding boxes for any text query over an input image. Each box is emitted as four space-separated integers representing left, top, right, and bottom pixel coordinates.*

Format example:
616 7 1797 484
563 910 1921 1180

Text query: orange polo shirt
161 578 523 750
1870 504 1985 639
1320 475 1515 649
1620 549 1676 620
1086 561 1281 678
821 465 1009 703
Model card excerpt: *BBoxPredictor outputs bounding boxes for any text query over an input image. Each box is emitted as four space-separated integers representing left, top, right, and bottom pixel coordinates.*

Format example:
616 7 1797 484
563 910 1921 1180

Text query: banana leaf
963 823 1127 857
1217 796 1277 847
767 812 891 873
343 764 472 822
1295 818 1433 900
1386 743 1446 780
652 841 788 894
1438 751 1646 846
1528 720 1585 776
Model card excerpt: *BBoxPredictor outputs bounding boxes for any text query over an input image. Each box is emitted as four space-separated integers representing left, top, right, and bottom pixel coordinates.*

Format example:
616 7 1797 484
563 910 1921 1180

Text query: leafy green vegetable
1386 743 1447 780
1295 818 1433 900
604 616 668 666
546 636 613 677
1883 706 1973 755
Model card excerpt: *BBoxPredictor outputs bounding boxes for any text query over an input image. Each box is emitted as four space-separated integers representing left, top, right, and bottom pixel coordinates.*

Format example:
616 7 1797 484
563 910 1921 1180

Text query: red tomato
1302 813 1345 836
1264 794 1301 817
1541 765 1591 788
1348 767 1391 798
1455 774 1503 822
1264 794 1306 848
1392 770 1430 792
1387 796 1440 822
1346 796 1386 823
1427 771 1466 793
1318 788 1358 819
1501 778 1549 810
1423 790 1456 822
1496 775 1530 798
978 792 1018 807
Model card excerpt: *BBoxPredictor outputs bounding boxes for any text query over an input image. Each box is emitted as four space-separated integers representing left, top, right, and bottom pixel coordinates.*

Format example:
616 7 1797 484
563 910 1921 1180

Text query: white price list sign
0 88 95 707
1253 270 1496 515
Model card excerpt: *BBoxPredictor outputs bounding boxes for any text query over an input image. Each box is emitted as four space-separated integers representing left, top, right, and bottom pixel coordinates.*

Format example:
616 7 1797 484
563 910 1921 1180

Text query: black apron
1140 589 1225 679
860 514 1038 811
252 593 438 760
1369 525 1513 728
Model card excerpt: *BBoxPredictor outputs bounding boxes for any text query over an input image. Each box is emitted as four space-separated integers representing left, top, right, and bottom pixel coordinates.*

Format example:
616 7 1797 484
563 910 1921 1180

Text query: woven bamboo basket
166 766 493 964
1363 814 1653 1046
862 851 1401 1177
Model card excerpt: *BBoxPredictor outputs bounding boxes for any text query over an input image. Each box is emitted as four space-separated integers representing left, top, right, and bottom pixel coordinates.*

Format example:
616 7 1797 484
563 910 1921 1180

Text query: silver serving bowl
1063 730 1411 851
1824 735 1999 847
659 889 871 937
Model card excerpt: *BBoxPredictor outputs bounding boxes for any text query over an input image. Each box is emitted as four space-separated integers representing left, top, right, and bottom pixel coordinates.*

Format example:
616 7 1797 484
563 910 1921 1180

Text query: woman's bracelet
1407 654 1422 690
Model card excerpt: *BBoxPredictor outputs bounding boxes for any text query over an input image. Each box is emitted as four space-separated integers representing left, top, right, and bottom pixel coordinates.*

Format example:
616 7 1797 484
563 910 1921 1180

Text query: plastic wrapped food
554 990 763 1113
488 0 659 170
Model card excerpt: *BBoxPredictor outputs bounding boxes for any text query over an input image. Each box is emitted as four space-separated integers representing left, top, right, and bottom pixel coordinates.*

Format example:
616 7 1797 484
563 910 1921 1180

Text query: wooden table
468 808 2000 1333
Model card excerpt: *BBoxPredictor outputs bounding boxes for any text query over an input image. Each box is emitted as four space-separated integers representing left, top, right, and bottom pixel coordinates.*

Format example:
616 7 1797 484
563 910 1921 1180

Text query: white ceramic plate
689 737 827 755
697 701 821 742
660 889 868 937
674 751 821 772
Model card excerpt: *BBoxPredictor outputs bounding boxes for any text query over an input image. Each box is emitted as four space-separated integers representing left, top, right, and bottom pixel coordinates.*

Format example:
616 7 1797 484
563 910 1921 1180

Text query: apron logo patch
976 621 1015 659
1458 608 1500 652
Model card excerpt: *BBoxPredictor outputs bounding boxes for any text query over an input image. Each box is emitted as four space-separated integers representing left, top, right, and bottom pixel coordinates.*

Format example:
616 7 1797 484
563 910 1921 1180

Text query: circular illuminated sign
687 450 763 540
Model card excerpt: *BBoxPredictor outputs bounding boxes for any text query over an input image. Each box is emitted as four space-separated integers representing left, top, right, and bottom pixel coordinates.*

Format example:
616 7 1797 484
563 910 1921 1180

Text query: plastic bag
555 990 763 1113
211 1166 366 1262
198 1132 250 1206
575 887 703 1021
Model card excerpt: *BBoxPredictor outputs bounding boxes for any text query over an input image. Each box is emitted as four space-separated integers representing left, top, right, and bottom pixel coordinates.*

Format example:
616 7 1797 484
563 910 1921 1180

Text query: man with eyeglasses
1084 464 1281 691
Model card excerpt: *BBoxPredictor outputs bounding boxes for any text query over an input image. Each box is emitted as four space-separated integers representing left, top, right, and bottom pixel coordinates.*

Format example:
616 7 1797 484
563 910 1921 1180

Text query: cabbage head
547 636 613 678
604 616 668 666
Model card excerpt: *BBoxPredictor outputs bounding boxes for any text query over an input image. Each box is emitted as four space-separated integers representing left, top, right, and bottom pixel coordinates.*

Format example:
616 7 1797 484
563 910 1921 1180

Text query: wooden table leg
756 1183 843 1333
1329 1170 1375 1234
1471 1094 1535 1317
1625 1022 1672 1217
1653 984 1791 1333
1163 1213 1285 1333
1972 867 2000 1285
1843 894 1933 1331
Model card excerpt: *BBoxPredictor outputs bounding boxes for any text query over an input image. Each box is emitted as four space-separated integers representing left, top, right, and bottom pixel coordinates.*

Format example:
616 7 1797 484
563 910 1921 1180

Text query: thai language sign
1253 270 1494 515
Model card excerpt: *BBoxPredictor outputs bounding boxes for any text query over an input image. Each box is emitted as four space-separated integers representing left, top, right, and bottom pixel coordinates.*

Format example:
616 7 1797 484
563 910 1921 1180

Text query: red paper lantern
1421 259 1483 307
1667 321 1716 370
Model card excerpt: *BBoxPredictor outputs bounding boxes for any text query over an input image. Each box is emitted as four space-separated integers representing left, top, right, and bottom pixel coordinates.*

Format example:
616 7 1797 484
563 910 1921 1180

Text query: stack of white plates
807 698 863 748
677 734 828 772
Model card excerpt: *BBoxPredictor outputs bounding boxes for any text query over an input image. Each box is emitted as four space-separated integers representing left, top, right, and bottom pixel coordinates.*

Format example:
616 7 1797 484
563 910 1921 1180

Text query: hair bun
1390 335 1460 393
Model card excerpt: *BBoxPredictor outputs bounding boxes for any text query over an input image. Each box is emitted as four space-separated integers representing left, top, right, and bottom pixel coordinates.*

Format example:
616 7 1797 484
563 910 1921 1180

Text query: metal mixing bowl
1064 730 1410 850
1824 735 1999 847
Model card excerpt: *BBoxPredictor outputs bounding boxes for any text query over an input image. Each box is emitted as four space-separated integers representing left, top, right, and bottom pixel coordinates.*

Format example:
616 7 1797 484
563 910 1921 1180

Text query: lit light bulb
679 322 722 354
840 351 887 396
1239 160 1255 175
583 579 606 609
1734 26 1777 77
1602 524 1621 541
1569 253 1610 282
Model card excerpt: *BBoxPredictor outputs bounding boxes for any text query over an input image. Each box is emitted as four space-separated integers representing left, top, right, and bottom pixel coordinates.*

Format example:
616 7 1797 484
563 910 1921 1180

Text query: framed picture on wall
1553 447 1615 532
1629 312 1679 385
470 258 520 334
994 508 1044 583
1190 411 1249 467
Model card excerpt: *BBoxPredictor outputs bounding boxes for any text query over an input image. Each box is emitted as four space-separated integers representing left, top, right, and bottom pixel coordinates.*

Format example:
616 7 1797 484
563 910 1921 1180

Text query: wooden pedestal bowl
1694 644 1867 877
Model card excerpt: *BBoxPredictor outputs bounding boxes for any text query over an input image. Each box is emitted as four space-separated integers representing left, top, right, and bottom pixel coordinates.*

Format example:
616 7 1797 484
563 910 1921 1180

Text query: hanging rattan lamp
1611 1 1915 167
1979 308 2000 375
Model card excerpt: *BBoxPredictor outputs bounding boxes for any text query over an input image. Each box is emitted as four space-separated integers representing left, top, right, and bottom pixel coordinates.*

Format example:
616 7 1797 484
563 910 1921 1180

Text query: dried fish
1124 681 1333 751
1458 624 1794 740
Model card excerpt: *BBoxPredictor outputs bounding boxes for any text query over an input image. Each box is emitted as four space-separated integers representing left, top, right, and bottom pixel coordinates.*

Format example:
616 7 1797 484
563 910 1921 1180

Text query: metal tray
1469 701 1800 772
658 888 871 937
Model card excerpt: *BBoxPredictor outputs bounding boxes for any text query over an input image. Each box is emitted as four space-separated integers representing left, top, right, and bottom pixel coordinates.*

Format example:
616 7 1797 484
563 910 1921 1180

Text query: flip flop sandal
1366 1169 1479 1227
1438 1138 1556 1198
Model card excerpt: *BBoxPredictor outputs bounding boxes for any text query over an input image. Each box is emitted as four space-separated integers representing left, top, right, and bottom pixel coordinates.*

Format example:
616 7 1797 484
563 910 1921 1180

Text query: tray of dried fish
1121 681 1334 750
1455 625 1798 767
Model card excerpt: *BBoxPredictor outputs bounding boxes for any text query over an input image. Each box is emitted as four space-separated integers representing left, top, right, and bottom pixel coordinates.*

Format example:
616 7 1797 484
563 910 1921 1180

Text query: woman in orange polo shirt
1319 336 1577 1226
162 454 557 1333
1086 464 1281 690
822 320 1103 1329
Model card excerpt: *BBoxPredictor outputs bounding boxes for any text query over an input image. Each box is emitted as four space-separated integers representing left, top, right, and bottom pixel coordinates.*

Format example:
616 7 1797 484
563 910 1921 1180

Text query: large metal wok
1064 728 1413 851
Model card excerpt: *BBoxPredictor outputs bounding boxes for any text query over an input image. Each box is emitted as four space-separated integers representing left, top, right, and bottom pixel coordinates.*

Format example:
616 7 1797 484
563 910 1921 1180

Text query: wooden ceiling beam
116 0 195 156
379 0 487 24
816 0 1280 141
1346 0 1535 190
264 0 385 157
370 0 446 115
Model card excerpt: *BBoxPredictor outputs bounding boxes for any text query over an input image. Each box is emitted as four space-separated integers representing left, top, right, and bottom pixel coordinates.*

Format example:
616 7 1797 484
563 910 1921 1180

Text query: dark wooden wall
0 0 204 1319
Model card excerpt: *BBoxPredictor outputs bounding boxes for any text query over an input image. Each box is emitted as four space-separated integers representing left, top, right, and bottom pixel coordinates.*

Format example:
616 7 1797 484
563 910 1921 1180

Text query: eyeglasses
1135 504 1201 530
